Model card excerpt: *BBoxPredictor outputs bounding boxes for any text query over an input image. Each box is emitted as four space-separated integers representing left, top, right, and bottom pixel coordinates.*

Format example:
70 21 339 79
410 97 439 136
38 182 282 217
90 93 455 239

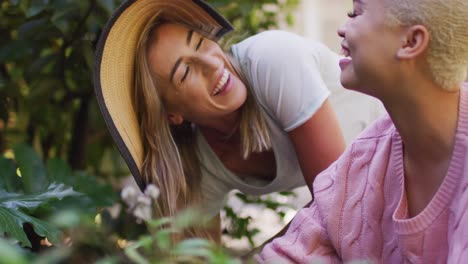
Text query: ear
397 25 430 59
167 113 184 125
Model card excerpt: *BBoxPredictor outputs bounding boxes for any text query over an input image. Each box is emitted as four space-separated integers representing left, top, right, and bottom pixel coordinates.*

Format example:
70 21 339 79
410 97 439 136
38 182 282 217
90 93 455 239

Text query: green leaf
97 0 117 15
124 240 150 264
0 238 29 264
29 78 62 100
50 2 81 34
146 217 172 229
0 207 60 247
17 18 49 40
13 143 48 193
0 182 80 248
48 209 81 228
173 239 213 258
81 40 95 71
0 40 33 62
31 247 71 264
0 97 9 123
46 158 72 184
25 55 58 78
155 230 171 251
0 157 22 193
0 182 81 212
69 171 116 207
27 0 50 17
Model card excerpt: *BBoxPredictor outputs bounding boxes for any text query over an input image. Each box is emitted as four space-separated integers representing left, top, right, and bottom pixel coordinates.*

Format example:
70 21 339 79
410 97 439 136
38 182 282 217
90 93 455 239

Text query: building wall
287 0 353 53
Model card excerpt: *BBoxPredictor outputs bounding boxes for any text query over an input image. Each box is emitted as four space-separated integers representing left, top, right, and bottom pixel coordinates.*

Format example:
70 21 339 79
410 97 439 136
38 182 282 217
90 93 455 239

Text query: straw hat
93 0 233 191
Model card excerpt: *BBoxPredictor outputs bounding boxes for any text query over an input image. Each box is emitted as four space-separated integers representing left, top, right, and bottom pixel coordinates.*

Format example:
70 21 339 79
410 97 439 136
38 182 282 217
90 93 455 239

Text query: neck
383 80 460 171
199 110 242 142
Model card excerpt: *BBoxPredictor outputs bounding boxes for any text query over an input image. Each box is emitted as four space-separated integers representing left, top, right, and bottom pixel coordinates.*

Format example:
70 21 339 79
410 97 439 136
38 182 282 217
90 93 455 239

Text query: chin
340 76 356 90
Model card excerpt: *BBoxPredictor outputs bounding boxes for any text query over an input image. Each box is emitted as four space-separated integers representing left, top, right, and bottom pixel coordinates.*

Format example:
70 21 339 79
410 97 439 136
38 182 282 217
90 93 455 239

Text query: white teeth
212 69 229 95
341 48 351 58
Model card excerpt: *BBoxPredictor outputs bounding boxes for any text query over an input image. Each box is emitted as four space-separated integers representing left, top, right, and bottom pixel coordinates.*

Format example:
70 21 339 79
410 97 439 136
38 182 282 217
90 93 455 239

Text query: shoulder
232 30 336 65
353 113 395 141
313 113 396 192
311 114 398 232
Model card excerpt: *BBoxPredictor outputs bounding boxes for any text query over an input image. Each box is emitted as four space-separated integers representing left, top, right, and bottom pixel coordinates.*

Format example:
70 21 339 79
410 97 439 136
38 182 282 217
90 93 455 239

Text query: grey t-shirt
198 30 343 216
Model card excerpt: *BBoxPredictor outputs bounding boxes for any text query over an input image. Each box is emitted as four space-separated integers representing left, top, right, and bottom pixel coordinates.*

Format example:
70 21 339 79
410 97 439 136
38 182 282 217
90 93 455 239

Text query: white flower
144 184 160 200
121 185 140 208
136 195 152 206
133 203 152 223
121 182 159 223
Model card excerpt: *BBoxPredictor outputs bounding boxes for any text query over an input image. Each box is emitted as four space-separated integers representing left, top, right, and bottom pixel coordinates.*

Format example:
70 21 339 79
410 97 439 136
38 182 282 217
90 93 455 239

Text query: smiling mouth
341 45 351 58
211 69 230 96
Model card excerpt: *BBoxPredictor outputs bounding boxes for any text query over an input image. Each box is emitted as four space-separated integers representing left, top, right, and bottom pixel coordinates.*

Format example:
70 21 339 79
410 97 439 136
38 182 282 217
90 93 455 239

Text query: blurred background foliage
0 0 299 262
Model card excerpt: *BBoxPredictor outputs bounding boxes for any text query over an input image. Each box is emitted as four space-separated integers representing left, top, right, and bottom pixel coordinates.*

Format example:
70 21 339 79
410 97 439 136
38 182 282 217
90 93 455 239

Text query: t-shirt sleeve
236 31 336 131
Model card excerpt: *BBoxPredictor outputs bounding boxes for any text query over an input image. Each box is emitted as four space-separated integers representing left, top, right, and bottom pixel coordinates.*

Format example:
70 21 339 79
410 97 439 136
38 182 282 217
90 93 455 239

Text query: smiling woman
94 0 347 242
258 0 468 262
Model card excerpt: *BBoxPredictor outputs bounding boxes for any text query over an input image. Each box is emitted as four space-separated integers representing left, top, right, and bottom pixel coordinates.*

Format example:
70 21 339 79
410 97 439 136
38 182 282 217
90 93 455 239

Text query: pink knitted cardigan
257 83 468 264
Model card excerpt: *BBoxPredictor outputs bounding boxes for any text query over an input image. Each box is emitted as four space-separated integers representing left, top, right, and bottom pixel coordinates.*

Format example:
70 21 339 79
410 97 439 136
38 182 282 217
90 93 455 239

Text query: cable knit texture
257 83 468 264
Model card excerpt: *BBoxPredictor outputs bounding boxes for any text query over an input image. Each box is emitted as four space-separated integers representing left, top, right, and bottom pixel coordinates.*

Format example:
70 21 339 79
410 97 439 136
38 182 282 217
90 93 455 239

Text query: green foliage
0 0 124 176
124 208 241 264
208 0 300 41
0 0 299 178
0 0 301 259
223 206 260 248
0 238 30 264
0 143 116 248
222 191 296 247
0 183 80 247
235 191 295 219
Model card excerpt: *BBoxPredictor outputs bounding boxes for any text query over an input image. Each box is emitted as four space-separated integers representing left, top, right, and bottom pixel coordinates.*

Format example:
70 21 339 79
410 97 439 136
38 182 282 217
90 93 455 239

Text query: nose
337 22 346 38
197 54 219 75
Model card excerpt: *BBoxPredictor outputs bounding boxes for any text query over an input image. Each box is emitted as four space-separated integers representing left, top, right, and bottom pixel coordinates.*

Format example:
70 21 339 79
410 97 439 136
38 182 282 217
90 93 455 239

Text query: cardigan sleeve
255 157 344 264
256 204 340 264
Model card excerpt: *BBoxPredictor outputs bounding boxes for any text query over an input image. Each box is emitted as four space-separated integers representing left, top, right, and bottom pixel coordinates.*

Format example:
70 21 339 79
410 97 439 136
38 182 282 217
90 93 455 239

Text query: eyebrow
169 29 194 82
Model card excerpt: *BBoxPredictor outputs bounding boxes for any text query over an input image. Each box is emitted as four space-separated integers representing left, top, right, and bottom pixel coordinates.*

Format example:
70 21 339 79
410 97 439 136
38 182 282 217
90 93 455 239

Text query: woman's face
146 23 247 126
337 0 404 97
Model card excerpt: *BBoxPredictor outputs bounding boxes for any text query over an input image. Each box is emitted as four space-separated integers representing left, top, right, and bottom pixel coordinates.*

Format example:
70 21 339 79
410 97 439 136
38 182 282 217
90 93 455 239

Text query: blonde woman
94 0 347 241
258 0 468 262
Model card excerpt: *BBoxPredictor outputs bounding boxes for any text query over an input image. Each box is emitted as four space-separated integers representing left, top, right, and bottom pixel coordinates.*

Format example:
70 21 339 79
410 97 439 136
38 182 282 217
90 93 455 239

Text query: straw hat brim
93 0 233 191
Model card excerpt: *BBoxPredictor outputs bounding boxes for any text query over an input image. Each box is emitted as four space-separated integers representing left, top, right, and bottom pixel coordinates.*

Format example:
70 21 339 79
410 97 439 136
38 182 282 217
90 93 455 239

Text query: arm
288 99 345 191
256 202 339 264
243 101 345 259
234 32 345 189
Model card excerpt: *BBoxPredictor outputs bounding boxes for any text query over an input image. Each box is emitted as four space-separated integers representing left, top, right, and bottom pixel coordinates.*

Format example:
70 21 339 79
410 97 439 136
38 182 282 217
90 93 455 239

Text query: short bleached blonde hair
383 0 468 91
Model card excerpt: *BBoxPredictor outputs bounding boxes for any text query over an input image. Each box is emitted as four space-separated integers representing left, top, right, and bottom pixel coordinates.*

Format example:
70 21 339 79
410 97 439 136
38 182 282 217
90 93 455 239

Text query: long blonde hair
133 6 271 240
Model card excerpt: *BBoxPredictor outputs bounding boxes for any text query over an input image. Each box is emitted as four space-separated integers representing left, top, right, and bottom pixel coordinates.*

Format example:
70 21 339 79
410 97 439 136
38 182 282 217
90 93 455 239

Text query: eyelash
181 37 204 83
196 37 203 50
181 66 190 82
347 11 358 18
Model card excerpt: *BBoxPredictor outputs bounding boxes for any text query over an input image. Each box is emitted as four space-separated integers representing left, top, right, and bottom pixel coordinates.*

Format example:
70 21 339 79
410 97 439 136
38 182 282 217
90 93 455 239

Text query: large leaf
0 238 29 264
0 182 81 212
0 157 22 193
0 207 60 248
27 0 50 17
0 183 81 247
46 158 72 184
13 143 48 193
47 159 116 209
70 171 116 207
